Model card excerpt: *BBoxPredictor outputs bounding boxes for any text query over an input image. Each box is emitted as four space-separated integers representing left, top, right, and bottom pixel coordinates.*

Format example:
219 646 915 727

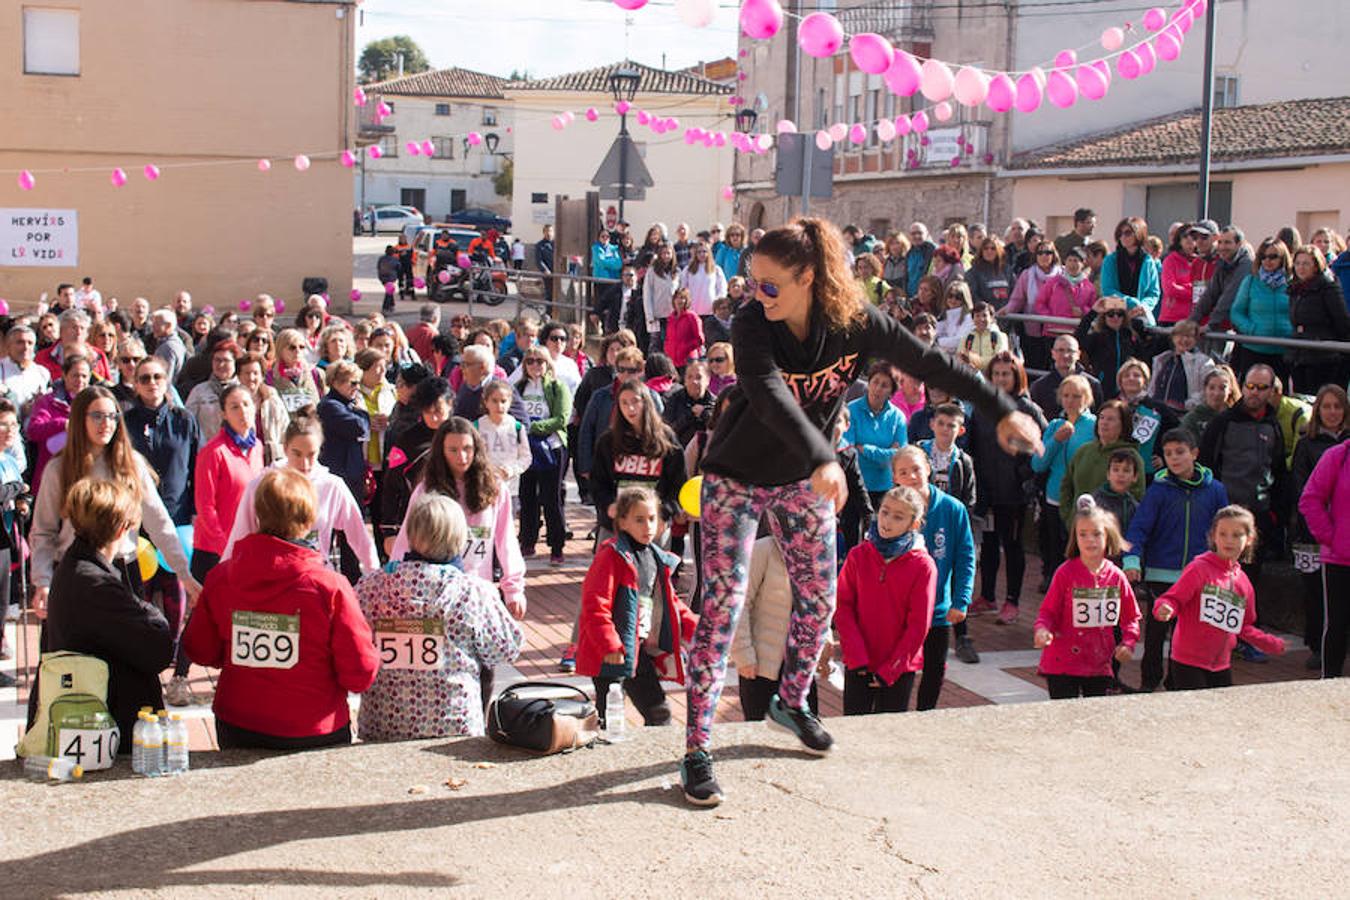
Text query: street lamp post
607 65 641 223
732 108 758 208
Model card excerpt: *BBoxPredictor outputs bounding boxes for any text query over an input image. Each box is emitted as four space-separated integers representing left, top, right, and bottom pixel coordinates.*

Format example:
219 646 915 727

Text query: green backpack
17 652 113 760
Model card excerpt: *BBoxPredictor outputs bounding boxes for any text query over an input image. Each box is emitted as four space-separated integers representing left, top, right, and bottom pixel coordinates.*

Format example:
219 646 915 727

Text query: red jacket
1155 551 1284 671
663 309 705 367
35 343 111 383
576 536 697 682
192 429 264 555
182 533 378 738
835 541 937 685
1035 557 1141 677
407 321 438 362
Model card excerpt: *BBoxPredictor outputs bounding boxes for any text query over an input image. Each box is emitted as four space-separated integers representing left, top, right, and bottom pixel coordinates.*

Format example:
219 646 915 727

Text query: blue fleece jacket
1100 250 1162 313
844 396 908 492
1123 464 1229 581
922 486 975 626
1031 412 1096 505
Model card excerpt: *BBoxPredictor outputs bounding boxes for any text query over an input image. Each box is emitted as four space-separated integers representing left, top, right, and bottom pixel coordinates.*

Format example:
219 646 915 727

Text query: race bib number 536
1199 585 1245 635
231 611 300 669
1072 586 1121 628
374 618 446 671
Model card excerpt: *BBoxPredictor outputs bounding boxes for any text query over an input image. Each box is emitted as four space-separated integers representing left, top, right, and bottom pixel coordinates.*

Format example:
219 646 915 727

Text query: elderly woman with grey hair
356 493 523 740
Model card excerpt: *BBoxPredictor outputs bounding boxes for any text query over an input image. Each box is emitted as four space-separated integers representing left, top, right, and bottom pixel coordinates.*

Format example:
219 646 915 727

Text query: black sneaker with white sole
680 750 724 806
766 694 834 756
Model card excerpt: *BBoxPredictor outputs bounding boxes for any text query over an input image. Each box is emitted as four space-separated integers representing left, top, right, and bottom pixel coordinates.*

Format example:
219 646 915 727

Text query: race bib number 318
1072 586 1121 628
374 618 446 671
231 611 300 669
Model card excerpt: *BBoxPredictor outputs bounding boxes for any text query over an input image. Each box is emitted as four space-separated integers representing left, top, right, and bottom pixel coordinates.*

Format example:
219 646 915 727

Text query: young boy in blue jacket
893 446 975 707
1123 428 1229 692
918 403 980 665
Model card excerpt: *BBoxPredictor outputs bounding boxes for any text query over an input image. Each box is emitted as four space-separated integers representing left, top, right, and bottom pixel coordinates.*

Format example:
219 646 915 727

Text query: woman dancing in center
679 218 1043 806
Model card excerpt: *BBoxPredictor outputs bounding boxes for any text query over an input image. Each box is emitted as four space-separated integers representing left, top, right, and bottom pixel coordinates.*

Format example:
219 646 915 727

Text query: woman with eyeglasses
295 306 326 364
1286 244 1350 393
268 328 324 414
515 322 581 395
112 337 147 408
26 353 92 493
967 237 1013 309
1004 241 1062 369
705 341 736 396
516 347 573 566
713 224 749 283
1076 294 1151 397
676 217 1040 807
30 385 200 619
1099 216 1162 316
1229 238 1295 387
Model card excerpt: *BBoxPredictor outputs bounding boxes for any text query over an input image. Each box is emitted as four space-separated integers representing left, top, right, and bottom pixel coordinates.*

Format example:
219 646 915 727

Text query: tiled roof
369 68 506 99
512 61 732 95
1009 96 1350 170
685 57 738 83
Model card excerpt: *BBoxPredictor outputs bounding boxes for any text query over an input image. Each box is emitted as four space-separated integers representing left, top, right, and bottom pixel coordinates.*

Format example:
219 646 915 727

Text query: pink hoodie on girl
1034 274 1098 335
1297 440 1350 566
835 540 937 684
1035 556 1141 677
1154 551 1284 671
391 480 525 612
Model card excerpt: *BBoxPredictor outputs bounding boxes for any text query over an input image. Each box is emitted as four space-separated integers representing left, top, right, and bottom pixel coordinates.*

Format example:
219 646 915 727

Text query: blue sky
357 0 740 79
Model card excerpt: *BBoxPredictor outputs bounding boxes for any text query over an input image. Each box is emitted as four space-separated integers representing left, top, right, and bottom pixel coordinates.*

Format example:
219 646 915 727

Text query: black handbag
487 682 599 754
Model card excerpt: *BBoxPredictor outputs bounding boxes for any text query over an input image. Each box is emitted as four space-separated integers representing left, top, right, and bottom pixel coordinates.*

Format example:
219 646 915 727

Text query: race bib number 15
374 618 446 671
231 611 300 669
1072 586 1121 628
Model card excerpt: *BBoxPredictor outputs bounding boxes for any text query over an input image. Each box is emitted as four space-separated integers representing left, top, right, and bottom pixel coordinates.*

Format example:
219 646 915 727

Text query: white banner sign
2 209 78 267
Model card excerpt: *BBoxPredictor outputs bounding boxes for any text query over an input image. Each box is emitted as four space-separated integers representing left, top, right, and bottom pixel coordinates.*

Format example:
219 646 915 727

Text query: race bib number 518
1072 586 1121 628
231 611 300 669
374 618 446 671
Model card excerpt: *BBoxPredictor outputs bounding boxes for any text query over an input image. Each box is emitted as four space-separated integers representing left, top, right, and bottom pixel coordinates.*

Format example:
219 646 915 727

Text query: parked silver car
364 206 422 234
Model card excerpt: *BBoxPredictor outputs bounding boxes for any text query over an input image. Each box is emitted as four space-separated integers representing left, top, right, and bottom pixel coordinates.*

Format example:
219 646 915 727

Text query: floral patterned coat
355 559 522 740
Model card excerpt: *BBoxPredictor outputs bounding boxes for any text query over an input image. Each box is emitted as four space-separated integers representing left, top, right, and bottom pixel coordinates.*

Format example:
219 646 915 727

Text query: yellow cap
169 713 182 721
71 765 84 779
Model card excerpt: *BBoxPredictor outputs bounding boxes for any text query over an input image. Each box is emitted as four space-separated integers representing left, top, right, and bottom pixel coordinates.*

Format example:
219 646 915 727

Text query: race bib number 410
1071 586 1121 628
58 727 119 771
1199 585 1246 635
374 618 446 671
231 611 300 669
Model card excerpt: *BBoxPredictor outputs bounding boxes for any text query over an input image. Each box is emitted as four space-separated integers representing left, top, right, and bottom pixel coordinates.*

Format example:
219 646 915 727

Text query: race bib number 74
1072 586 1121 628
374 618 446 671
1199 585 1246 635
231 611 300 669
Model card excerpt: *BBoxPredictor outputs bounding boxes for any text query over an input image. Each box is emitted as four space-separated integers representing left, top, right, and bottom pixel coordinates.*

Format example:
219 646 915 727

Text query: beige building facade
1 0 358 313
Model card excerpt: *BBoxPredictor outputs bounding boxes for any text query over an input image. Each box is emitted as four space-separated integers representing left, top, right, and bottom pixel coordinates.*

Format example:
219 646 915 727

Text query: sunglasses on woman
745 278 780 299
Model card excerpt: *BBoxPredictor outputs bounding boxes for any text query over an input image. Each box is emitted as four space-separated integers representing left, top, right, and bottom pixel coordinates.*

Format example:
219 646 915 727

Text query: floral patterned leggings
686 472 836 752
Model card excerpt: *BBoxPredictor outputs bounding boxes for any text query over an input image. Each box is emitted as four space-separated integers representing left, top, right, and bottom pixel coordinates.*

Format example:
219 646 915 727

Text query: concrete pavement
2 679 1346 897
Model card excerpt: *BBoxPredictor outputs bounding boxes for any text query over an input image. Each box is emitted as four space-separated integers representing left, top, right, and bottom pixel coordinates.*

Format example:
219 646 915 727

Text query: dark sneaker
955 637 980 664
549 553 565 567
559 644 577 674
0 672 15 688
1237 642 1268 663
680 750 724 807
766 694 833 756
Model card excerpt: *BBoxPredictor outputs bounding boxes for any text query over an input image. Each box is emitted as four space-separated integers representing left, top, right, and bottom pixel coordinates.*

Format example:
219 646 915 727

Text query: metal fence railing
449 266 620 326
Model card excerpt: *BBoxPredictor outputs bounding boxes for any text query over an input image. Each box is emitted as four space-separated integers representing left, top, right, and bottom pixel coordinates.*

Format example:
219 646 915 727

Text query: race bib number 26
374 618 446 671
231 611 300 669
1072 586 1121 628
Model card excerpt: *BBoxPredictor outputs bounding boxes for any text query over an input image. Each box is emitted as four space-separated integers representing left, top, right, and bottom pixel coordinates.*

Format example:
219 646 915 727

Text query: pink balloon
110 168 127 187
238 300 252 311
340 150 357 167
920 59 954 101
17 170 35 191
421 139 435 156
1117 50 1143 79
143 164 161 181
1156 29 1183 61
273 298 285 313
721 185 735 200
849 33 894 75
933 101 954 122
1053 49 1078 71
467 132 483 146
1143 7 1166 31
1076 64 1109 100
350 289 362 302
1189 0 1208 15
366 146 383 160
353 86 367 107
636 109 650 125
612 0 647 9
894 115 912 136
738 0 783 40
1101 26 1125 51
754 133 773 153
614 100 630 116
683 129 697 145
457 252 471 268
438 268 453 284
551 115 565 130
798 12 843 58
1015 71 1044 113
377 101 392 118
848 123 868 144
585 107 599 122
986 73 1016 112
911 111 930 133
828 122 848 142
814 130 833 151
953 66 989 106
1046 70 1078 108
294 154 311 171
666 117 679 130
776 119 797 134
384 282 397 294
884 51 923 97
1172 7 1194 33
875 118 897 142
406 141 422 155
1138 41 1158 74
257 158 273 171
713 131 727 147
414 277 427 289
0 300 9 316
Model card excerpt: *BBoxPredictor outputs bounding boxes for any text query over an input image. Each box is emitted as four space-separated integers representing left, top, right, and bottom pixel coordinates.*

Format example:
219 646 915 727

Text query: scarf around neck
1025 263 1062 306
868 523 917 561
225 423 257 452
1258 267 1287 290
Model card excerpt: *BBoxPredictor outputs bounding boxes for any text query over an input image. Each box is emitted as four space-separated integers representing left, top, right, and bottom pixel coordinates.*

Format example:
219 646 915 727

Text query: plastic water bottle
131 712 147 775
24 756 84 782
165 714 190 775
142 714 165 777
604 683 627 742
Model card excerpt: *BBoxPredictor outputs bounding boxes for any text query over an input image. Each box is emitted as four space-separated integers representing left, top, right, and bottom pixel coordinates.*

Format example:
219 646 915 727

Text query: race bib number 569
374 618 446 671
231 611 300 669
1072 586 1121 628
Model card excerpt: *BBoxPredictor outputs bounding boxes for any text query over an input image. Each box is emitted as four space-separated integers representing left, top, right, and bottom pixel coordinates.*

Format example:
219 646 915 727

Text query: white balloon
675 0 715 28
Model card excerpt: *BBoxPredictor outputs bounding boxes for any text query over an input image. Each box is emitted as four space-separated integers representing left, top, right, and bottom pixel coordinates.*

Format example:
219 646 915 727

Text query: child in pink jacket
835 486 937 715
662 287 705 367
1033 247 1097 336
1154 505 1285 689
1034 495 1140 699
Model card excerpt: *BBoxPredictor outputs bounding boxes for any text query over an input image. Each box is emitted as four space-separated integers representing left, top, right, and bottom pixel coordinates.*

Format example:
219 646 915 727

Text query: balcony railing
837 1 934 40
832 121 992 176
